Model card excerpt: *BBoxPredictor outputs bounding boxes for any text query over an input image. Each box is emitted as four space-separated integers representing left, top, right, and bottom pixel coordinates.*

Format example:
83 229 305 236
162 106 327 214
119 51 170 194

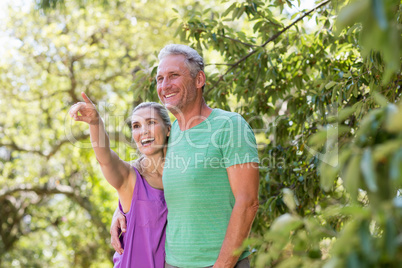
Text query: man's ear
167 126 171 137
196 71 206 89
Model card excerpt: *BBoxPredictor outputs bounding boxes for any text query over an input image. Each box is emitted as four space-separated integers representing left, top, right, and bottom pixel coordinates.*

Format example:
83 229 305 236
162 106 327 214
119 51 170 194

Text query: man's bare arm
213 163 259 268
110 207 127 255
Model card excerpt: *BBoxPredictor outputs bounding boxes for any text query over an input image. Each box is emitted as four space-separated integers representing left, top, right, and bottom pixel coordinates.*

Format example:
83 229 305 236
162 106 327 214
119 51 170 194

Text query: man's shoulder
212 108 243 120
212 108 237 116
211 109 249 127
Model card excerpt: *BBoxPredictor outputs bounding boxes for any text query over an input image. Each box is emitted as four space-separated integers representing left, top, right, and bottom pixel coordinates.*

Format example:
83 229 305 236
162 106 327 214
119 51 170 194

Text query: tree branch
2 90 71 103
83 72 125 92
0 131 134 159
45 135 87 159
67 57 80 103
0 184 74 202
205 0 331 95
0 140 45 157
205 63 236 67
0 182 108 229
217 34 257 48
0 133 89 159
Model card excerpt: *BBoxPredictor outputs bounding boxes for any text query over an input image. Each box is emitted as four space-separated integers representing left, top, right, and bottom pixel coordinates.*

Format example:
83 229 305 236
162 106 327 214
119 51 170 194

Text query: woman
69 92 171 267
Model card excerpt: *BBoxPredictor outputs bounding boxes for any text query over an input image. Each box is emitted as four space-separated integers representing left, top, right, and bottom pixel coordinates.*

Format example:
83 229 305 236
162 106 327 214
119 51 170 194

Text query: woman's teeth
141 138 155 145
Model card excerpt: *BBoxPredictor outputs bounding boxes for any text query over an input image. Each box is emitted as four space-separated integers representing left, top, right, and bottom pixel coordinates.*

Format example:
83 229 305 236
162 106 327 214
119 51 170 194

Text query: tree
2 0 402 267
0 0 182 266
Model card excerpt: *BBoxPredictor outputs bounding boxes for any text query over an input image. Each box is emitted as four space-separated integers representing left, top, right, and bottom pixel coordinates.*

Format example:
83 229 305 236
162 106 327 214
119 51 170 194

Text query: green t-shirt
163 109 259 267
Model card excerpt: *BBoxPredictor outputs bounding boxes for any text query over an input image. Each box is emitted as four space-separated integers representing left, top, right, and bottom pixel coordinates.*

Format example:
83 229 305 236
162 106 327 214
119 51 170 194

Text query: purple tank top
113 167 167 268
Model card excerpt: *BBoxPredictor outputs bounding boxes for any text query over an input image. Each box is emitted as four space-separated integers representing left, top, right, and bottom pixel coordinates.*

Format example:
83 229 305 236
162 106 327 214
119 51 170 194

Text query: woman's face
131 107 170 156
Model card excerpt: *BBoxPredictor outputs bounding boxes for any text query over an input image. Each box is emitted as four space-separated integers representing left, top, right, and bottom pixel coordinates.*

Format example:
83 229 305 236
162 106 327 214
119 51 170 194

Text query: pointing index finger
81 92 94 105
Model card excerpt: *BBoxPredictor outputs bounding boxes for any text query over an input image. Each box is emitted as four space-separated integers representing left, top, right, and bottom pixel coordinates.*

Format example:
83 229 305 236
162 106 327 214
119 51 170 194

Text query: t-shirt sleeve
219 114 259 168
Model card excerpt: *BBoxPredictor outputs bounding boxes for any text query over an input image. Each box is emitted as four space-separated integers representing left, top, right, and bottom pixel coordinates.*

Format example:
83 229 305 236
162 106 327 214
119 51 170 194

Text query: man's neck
174 101 213 131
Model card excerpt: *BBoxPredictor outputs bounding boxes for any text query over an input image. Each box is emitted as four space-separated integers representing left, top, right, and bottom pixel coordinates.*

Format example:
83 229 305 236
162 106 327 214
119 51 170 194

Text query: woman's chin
140 147 161 156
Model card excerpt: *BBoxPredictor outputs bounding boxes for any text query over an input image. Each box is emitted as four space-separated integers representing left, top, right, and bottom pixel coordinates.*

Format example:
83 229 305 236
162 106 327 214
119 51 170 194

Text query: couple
70 44 260 268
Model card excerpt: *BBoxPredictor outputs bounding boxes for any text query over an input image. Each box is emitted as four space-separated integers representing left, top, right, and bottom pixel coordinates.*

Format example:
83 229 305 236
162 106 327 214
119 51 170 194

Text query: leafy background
0 0 401 267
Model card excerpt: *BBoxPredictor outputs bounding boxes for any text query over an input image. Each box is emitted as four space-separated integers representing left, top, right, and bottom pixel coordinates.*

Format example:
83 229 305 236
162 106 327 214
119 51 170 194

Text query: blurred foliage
0 0 184 266
1 0 402 267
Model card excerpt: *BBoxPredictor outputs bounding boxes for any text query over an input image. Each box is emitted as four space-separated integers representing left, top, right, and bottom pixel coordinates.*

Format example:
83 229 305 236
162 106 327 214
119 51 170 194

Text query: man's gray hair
158 44 204 78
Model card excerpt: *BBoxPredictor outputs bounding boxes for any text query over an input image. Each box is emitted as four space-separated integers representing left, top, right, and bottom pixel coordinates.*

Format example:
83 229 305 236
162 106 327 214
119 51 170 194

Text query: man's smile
165 93 177 98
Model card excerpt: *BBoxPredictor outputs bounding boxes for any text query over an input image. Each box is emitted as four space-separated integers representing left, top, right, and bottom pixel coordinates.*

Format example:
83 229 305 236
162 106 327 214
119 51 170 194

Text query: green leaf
331 220 360 255
353 83 358 97
275 257 301 267
203 8 212 15
282 188 296 211
222 2 236 18
359 220 374 260
232 7 239 20
385 104 402 133
167 17 178 27
331 85 338 103
338 106 356 122
347 24 361 35
308 130 327 147
325 81 337 89
174 22 183 37
372 91 388 107
320 162 338 192
212 33 217 42
253 20 264 33
340 205 370 217
372 140 402 162
235 6 245 19
335 0 369 34
343 154 361 201
385 218 397 258
270 213 303 232
360 148 378 192
390 149 402 181
355 109 384 141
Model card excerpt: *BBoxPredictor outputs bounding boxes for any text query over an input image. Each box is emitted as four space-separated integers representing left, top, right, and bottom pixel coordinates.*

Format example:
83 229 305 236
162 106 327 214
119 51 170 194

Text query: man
111 44 259 268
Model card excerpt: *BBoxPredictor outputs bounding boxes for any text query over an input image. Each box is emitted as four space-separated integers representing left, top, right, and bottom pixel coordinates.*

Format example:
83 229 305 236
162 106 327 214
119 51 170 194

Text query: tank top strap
132 166 144 199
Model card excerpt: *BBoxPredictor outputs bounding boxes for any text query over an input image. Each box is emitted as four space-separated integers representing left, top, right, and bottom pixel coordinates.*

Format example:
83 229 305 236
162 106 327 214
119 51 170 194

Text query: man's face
156 54 198 113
